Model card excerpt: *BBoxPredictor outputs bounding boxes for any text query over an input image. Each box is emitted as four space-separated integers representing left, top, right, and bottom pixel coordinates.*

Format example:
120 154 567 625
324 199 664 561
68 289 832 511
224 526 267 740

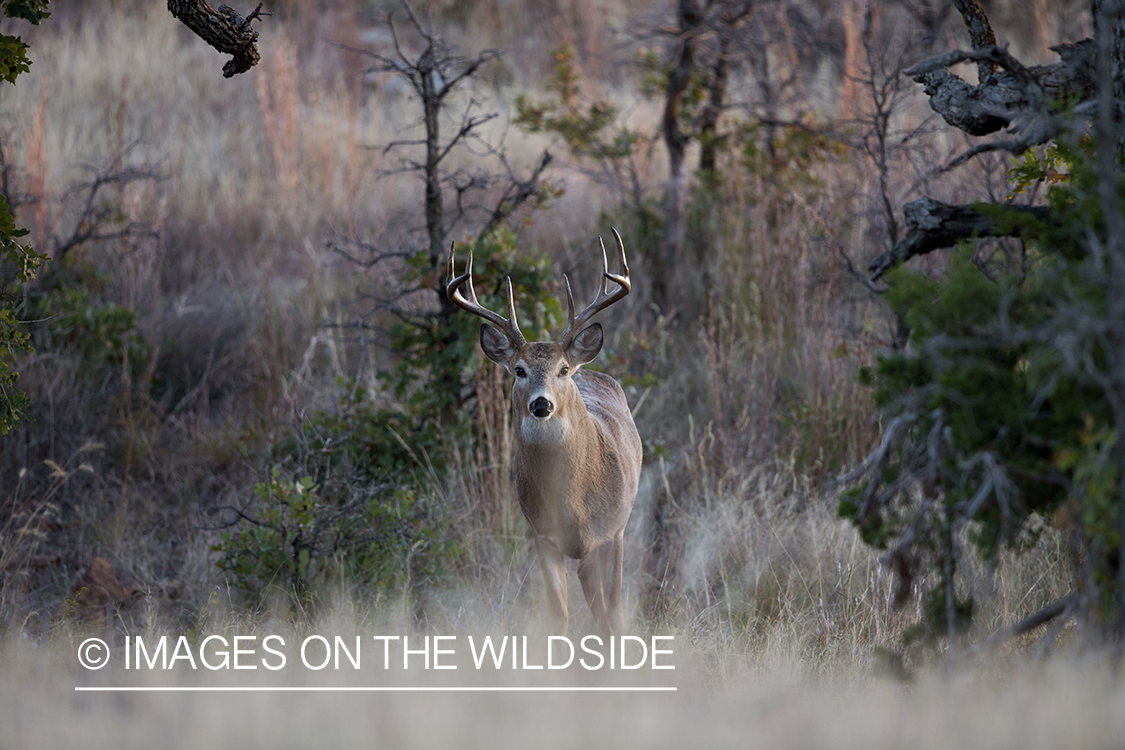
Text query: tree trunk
421 51 444 270
840 0 862 119
417 43 461 427
1033 0 1053 62
662 0 701 271
699 34 729 175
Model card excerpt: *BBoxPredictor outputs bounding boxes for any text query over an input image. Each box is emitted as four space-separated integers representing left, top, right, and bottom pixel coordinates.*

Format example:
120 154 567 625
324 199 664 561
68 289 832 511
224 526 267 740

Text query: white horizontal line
74 686 677 693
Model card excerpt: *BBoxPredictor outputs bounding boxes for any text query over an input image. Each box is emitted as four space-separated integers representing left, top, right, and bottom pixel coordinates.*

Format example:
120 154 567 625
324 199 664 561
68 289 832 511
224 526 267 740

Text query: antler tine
611 226 629 282
599 235 610 295
558 228 631 347
504 277 520 336
563 273 576 324
446 242 527 347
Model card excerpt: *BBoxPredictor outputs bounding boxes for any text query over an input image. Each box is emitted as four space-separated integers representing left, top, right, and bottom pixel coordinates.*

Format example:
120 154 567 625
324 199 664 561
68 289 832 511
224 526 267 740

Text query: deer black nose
530 397 554 418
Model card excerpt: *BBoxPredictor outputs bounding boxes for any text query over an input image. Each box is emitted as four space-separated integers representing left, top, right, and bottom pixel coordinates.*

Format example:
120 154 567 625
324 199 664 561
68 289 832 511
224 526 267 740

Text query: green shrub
35 284 150 381
214 468 440 605
840 138 1124 643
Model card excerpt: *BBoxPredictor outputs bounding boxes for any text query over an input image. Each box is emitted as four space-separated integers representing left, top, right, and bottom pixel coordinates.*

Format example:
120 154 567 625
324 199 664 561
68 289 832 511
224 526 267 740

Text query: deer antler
446 241 527 348
558 228 631 348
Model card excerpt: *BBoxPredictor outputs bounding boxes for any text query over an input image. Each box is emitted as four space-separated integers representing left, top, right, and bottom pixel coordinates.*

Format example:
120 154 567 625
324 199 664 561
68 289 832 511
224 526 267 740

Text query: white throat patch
521 415 570 445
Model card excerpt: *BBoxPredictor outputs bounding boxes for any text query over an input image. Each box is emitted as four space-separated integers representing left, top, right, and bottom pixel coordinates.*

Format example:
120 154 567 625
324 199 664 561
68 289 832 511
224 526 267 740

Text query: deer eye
514 366 527 378
558 366 569 378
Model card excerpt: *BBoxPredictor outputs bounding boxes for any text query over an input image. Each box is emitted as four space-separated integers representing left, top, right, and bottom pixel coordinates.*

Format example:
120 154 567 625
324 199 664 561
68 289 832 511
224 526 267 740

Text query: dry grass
0 606 1120 750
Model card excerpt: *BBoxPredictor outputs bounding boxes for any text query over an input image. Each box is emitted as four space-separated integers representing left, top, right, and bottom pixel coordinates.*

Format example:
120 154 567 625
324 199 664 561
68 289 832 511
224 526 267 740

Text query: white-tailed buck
447 229 642 637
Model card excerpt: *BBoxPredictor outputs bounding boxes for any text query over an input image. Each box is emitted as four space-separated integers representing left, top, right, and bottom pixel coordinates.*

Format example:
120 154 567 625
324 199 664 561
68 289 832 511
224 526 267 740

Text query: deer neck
514 386 595 457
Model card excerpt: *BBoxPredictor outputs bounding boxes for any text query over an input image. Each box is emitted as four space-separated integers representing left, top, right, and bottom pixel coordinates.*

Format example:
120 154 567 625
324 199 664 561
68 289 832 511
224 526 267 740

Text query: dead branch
167 0 268 78
37 162 164 294
478 150 554 240
907 40 1095 162
869 198 1052 280
360 20 502 107
979 592 1077 650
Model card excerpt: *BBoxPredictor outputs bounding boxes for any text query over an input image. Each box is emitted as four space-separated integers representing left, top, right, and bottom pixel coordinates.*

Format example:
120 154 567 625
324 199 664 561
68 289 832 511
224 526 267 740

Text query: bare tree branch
478 150 554 239
37 162 164 293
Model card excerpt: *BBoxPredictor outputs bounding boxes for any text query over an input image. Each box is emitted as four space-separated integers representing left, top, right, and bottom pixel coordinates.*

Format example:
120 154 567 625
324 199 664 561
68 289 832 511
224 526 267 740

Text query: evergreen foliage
841 140 1125 645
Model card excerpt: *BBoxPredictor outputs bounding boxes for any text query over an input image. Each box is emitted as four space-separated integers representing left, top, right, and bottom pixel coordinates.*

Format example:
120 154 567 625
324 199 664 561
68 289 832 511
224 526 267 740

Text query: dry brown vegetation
0 0 1113 746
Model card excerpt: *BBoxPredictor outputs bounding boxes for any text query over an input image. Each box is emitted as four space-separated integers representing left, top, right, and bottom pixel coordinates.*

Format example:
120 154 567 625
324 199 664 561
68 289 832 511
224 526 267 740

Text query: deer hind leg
578 538 617 637
536 536 569 636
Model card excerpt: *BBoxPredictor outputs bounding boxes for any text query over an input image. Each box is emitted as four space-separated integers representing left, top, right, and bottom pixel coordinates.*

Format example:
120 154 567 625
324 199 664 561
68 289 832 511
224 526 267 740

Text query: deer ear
566 323 603 366
480 324 517 364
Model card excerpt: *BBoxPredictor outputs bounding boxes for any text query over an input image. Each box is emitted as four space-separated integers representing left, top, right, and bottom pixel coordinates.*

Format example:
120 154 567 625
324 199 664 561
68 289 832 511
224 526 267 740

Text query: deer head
446 229 630 427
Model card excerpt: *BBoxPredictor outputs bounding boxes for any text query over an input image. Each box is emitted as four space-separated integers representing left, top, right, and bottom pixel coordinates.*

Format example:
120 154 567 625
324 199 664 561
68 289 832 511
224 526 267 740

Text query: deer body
515 367 640 558
447 230 641 636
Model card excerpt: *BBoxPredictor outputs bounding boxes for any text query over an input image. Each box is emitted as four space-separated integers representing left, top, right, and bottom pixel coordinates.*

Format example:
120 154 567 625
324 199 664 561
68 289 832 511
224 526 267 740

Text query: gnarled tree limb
909 0 1095 156
877 7 1096 282
908 40 1095 157
869 198 1052 280
167 0 267 78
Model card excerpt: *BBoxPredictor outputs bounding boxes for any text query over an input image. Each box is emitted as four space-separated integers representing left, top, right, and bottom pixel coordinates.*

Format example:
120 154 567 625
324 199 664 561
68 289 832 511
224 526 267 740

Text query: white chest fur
521 415 570 445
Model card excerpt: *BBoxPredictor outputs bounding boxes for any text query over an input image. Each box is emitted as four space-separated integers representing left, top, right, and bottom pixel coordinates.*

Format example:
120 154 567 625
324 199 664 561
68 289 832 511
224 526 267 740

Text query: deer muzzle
529 396 555 419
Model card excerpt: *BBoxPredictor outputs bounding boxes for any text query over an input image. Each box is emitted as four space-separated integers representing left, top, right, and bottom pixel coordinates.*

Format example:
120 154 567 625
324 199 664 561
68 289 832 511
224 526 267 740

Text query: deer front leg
607 529 625 635
536 535 569 635
577 546 607 635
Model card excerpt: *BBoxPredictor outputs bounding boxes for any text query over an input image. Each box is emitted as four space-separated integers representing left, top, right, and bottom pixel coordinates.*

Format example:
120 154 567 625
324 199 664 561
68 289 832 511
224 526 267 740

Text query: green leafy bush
35 284 150 380
515 44 639 166
214 468 439 605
